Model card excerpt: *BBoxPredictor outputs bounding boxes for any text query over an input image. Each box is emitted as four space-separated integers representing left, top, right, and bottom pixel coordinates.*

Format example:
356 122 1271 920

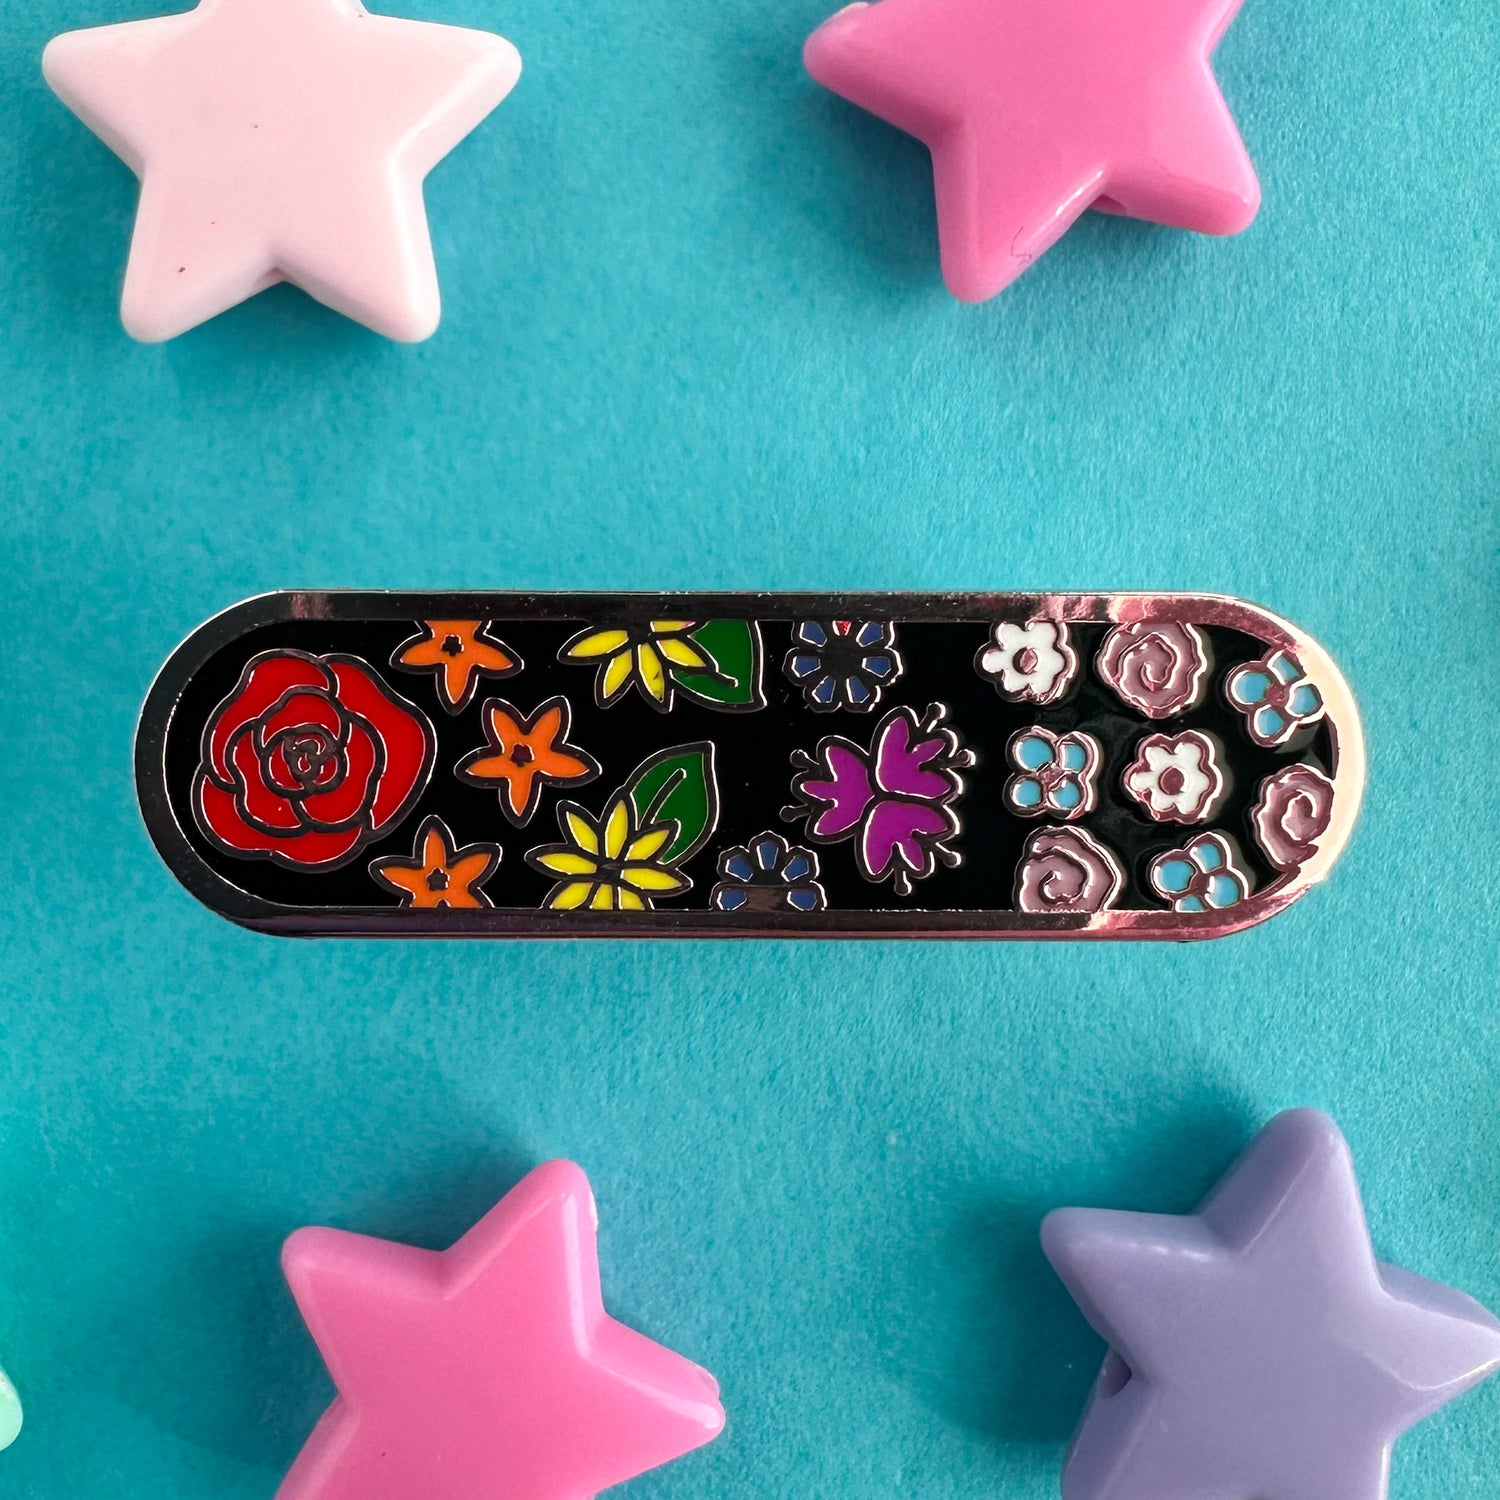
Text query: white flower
976 620 1076 705
1122 731 1226 824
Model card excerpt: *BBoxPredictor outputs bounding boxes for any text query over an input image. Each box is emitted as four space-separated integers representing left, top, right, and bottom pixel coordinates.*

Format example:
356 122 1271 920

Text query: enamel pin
135 593 1363 938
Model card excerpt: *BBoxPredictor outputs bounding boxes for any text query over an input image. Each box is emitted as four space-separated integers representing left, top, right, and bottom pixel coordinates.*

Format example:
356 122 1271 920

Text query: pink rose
1251 763 1335 871
1014 827 1124 915
1097 622 1209 719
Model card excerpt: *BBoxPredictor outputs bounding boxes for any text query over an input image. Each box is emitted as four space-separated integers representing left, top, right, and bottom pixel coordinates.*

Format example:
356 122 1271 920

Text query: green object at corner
0 1365 20 1450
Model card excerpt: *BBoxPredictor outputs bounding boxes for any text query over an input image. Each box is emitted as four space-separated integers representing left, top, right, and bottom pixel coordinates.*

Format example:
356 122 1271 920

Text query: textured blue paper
0 0 1496 1492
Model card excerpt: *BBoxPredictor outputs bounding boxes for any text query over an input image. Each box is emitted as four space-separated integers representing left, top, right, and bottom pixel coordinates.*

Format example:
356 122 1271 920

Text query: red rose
1251 763 1335 872
1096 621 1209 719
194 651 434 869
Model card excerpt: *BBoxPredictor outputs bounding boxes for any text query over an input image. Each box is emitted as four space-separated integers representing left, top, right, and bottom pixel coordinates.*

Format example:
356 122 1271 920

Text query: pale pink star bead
43 0 521 341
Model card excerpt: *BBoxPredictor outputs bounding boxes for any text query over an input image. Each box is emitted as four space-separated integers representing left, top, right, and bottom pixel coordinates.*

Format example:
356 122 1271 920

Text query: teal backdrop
0 0 1496 1492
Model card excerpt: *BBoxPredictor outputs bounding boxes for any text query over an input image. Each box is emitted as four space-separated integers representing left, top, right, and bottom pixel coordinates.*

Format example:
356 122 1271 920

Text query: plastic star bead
278 1160 725 1500
804 0 1259 300
43 0 520 340
1044 1110 1500 1500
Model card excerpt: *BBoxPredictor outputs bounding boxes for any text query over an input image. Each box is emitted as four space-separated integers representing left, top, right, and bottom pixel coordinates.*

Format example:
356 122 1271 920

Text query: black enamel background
159 617 1332 913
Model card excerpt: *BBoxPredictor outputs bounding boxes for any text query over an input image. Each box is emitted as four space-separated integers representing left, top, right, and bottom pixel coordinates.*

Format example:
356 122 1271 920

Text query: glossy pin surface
279 1161 724 1500
136 591 1362 937
1043 1111 1500 1500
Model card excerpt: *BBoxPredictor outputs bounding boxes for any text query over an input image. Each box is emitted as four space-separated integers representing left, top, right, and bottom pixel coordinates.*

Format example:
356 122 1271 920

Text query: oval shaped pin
135 592 1363 938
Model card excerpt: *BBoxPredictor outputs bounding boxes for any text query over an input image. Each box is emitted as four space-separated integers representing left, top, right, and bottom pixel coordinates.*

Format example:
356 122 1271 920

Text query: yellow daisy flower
526 795 690 911
559 621 710 710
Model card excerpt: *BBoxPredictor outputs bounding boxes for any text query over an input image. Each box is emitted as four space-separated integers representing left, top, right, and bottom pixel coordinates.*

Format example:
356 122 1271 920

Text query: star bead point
1043 1109 1500 1500
804 0 1260 299
277 1160 725 1500
43 0 521 341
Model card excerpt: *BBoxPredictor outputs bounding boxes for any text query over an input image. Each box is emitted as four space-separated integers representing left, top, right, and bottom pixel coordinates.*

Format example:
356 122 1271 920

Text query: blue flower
712 832 826 912
1003 727 1101 821
1148 832 1253 913
784 621 903 712
1225 650 1325 748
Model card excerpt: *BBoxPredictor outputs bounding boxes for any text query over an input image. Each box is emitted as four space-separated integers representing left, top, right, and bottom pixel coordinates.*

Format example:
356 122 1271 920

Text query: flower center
1014 647 1038 675
441 634 464 657
509 743 534 767
425 868 450 892
1158 766 1186 796
817 640 868 677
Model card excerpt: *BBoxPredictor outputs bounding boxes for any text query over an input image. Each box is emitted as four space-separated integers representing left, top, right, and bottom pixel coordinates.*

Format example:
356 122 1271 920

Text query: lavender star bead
1042 1110 1500 1500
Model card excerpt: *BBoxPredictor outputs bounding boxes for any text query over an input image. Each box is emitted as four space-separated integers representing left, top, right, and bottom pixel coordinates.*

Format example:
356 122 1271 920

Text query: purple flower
785 702 972 895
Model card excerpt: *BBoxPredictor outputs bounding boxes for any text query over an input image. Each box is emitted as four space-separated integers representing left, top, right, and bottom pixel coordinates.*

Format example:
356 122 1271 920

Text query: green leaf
674 620 764 709
625 743 719 865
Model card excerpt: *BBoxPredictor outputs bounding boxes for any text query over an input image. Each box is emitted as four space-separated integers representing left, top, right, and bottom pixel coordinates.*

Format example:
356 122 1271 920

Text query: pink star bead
42 0 521 341
277 1161 725 1500
804 0 1260 300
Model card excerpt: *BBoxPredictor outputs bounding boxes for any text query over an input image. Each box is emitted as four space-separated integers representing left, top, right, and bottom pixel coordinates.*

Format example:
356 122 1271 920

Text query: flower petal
206 653 333 785
326 659 432 831
600 650 634 702
1011 776 1044 809
657 637 708 670
298 718 378 829
637 644 667 701
195 775 364 867
548 881 595 910
603 799 631 859
565 629 630 660
534 851 599 876
620 865 689 893
1229 669 1270 706
564 809 599 854
875 712 952 799
256 688 344 745
860 798 954 883
485 703 528 750
801 744 876 838
626 826 672 862
229 729 302 831
1014 734 1055 772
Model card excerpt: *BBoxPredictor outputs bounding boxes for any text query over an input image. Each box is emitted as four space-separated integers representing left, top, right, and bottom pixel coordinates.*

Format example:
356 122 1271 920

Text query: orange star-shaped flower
369 816 501 909
391 621 521 714
455 695 601 827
